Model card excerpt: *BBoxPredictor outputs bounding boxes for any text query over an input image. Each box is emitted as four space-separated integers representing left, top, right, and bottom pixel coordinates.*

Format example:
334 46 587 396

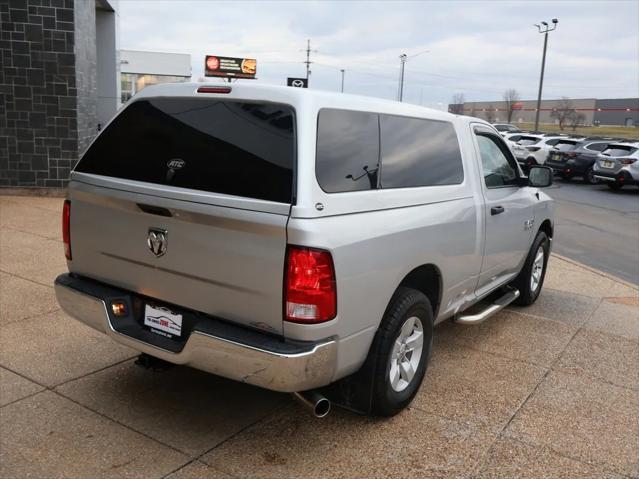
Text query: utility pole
398 54 407 101
304 39 312 81
533 19 558 131
340 69 345 93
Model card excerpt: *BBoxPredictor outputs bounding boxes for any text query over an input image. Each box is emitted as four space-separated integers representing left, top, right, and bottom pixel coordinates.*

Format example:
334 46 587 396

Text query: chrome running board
455 289 520 325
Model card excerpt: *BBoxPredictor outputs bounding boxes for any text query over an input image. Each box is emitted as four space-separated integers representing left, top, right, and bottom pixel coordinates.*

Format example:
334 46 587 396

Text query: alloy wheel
389 316 424 392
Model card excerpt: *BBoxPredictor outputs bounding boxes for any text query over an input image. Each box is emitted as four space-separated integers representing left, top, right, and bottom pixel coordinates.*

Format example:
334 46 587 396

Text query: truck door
471 125 536 294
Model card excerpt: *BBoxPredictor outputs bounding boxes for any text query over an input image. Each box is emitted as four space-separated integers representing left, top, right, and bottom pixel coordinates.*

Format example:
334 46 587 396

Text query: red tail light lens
62 200 71 260
619 158 636 165
526 146 541 152
285 246 336 323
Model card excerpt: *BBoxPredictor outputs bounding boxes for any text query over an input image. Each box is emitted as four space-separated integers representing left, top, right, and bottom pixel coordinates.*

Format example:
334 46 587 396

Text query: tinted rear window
517 137 540 146
555 141 579 151
602 146 637 156
75 98 296 203
315 109 379 192
379 115 463 188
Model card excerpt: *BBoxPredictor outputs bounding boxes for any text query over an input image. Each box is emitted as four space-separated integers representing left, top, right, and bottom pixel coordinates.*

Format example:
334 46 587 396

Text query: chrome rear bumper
54 274 337 393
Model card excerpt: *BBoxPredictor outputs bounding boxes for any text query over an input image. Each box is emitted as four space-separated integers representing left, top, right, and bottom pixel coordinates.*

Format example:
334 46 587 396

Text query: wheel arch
394 264 442 319
538 218 553 239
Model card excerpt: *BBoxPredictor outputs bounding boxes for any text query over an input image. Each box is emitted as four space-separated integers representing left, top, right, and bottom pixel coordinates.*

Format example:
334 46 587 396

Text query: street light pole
397 49 429 102
533 19 558 131
398 54 407 101
340 69 345 93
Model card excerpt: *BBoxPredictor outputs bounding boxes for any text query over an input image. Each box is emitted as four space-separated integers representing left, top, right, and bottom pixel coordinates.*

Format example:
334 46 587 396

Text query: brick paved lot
1 195 637 478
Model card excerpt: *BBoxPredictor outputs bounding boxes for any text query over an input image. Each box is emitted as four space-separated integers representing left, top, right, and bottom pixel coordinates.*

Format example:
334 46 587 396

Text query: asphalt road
546 179 639 285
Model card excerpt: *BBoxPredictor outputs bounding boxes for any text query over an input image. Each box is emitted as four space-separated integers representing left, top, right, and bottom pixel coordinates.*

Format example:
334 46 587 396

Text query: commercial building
1 0 120 188
120 50 191 104
449 98 639 127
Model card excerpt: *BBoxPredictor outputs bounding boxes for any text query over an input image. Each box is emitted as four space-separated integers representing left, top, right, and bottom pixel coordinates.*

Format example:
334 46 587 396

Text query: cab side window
476 134 519 188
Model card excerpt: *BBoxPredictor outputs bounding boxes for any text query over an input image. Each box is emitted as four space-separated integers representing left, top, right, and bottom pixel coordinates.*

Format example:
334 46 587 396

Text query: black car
546 139 613 184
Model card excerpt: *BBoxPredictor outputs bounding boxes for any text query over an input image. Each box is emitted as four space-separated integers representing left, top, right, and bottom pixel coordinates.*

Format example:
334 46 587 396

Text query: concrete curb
551 253 639 291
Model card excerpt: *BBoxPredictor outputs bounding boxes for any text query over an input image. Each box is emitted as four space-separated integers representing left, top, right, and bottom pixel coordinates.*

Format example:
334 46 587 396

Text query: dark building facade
594 98 639 127
0 0 118 188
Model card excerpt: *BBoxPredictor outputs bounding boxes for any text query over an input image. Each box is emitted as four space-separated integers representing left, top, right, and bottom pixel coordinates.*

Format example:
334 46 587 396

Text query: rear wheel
512 231 550 306
583 167 597 185
607 182 623 191
367 287 433 416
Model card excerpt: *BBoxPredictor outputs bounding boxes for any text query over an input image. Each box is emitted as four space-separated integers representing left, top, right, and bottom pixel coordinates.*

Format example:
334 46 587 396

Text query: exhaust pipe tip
313 397 331 418
293 391 331 418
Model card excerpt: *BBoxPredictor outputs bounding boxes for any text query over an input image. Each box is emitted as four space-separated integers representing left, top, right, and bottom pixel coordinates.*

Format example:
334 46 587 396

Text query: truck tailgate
68 180 289 335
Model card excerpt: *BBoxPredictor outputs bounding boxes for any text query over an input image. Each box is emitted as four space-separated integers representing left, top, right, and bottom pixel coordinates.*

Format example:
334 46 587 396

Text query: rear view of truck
55 86 338 395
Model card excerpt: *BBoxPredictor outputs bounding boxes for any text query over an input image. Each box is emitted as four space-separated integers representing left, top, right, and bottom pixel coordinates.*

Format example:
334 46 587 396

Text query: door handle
491 206 505 215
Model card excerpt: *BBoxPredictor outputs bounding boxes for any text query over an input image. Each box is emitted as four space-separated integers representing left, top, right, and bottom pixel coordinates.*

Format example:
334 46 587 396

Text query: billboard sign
205 55 257 79
287 77 308 88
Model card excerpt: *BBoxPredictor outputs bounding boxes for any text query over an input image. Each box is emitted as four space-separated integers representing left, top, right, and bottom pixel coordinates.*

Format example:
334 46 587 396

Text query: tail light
566 152 577 158
62 200 71 260
526 146 541 152
619 158 636 165
284 246 336 323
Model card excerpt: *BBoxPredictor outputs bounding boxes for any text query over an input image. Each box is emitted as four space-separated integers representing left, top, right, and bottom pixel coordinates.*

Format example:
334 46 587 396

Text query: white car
511 134 572 170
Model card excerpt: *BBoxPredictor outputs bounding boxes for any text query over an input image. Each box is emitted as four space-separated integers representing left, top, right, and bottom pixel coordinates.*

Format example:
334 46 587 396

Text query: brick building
0 0 119 189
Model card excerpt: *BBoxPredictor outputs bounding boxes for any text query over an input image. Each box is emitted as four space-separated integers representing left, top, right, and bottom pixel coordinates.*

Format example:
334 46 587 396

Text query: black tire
561 174 572 182
511 231 550 306
583 167 597 185
607 182 623 191
367 287 434 417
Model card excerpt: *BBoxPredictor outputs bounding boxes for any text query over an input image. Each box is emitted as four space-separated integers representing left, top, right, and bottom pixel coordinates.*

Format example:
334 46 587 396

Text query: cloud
118 0 639 106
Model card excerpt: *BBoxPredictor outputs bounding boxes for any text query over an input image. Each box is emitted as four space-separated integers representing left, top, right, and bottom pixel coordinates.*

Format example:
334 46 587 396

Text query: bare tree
550 97 575 131
502 88 520 123
568 111 586 131
449 93 465 114
485 104 495 123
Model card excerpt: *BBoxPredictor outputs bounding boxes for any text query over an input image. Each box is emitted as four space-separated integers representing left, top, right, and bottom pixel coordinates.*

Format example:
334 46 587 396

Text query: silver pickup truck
54 83 554 417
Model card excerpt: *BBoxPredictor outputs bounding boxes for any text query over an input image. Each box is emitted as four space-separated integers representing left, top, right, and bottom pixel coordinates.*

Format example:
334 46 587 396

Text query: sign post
287 77 308 88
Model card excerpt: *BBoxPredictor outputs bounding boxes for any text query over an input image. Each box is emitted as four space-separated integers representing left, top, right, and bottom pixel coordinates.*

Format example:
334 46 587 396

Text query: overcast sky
118 0 639 109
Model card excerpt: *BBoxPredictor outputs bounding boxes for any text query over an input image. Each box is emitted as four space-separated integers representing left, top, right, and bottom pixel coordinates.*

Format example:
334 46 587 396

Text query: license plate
601 160 614 168
144 304 182 337
552 153 562 161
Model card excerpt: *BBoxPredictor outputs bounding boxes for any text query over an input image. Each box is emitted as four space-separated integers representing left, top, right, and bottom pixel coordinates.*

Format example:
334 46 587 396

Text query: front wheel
512 231 550 306
368 288 434 416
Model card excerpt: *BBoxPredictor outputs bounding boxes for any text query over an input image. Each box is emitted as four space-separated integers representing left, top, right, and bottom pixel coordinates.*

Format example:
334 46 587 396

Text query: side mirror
528 166 553 187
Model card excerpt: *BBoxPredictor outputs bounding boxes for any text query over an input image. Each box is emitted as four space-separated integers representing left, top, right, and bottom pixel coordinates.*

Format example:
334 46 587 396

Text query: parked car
510 134 569 170
54 83 555 418
593 142 639 190
545 138 616 184
492 123 522 136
